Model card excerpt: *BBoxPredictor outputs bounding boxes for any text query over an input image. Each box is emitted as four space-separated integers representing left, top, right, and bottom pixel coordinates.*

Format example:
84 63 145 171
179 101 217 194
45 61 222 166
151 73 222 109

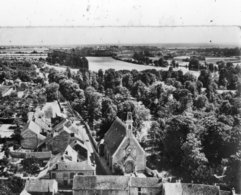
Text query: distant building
24 179 58 195
101 112 146 174
73 175 162 195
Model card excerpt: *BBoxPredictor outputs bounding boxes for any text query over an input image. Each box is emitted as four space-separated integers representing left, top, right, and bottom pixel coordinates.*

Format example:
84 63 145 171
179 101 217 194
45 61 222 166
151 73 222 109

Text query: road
64 100 112 175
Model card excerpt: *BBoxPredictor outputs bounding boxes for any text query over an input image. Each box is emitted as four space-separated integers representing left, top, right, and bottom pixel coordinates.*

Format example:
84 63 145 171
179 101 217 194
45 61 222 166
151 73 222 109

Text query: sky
0 0 240 46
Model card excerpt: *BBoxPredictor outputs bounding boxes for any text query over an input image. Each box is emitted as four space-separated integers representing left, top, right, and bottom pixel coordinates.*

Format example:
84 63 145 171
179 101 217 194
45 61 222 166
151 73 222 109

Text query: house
61 144 79 162
39 124 86 154
51 115 68 132
73 175 162 195
70 140 88 162
101 112 146 174
49 161 95 187
24 179 58 195
21 121 46 150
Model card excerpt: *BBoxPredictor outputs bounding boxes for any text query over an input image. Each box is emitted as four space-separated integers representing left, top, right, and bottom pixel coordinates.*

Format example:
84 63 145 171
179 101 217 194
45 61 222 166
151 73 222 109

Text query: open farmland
46 56 201 77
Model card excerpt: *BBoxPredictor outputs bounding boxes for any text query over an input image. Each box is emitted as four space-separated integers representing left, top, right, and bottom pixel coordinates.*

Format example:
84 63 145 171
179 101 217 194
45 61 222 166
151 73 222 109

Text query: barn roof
104 117 126 156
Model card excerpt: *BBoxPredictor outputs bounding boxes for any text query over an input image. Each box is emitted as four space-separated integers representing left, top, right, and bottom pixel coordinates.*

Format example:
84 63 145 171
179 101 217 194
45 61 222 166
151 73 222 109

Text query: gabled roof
21 121 46 141
23 121 41 135
44 129 82 154
104 117 126 156
25 179 57 192
34 117 51 131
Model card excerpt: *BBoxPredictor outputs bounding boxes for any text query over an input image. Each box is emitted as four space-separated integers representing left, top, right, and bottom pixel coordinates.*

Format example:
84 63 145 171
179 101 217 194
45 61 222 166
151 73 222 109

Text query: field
46 56 201 77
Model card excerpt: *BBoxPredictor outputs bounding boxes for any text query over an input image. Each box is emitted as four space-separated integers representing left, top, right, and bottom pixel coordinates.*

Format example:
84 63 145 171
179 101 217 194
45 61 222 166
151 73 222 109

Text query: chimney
126 112 133 137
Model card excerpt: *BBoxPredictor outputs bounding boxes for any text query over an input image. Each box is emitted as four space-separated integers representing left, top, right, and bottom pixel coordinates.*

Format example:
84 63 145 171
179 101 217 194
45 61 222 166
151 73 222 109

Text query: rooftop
73 175 162 190
24 179 57 192
104 117 127 156
52 161 95 171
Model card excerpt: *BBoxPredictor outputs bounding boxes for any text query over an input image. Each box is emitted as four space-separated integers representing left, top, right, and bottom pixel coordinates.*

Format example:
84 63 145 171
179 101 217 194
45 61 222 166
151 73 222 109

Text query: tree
65 67 72 78
45 82 59 101
131 80 147 101
104 69 122 89
163 116 196 167
84 87 102 127
198 70 212 88
122 73 134 89
194 95 208 109
21 157 41 174
180 133 209 182
148 121 164 155
188 58 200 70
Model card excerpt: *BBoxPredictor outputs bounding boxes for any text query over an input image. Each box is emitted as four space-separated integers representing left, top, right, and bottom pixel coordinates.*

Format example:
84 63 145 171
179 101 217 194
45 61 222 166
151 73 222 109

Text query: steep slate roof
104 117 126 156
45 127 82 154
25 179 57 192
73 175 130 190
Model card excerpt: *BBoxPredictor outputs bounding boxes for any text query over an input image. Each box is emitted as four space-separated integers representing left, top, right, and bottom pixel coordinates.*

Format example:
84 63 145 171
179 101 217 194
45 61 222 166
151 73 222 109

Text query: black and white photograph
0 0 241 194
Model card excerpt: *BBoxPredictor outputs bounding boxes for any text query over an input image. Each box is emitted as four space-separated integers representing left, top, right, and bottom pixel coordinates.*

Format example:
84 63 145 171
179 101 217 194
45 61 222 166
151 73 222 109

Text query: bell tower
126 112 133 137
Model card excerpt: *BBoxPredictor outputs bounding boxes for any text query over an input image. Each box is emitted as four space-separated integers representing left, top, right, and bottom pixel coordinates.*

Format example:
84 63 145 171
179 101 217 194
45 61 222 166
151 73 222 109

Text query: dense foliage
46 49 89 71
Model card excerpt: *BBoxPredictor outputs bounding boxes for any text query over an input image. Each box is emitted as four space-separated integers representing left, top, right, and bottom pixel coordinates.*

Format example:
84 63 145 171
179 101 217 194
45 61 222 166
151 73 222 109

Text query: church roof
104 117 127 156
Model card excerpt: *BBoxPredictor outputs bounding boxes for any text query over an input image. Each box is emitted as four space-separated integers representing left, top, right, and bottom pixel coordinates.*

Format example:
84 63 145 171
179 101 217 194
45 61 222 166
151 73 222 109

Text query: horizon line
0 25 240 28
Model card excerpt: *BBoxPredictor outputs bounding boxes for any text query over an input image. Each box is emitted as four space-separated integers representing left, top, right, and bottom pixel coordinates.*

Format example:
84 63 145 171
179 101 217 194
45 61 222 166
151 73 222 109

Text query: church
100 112 146 174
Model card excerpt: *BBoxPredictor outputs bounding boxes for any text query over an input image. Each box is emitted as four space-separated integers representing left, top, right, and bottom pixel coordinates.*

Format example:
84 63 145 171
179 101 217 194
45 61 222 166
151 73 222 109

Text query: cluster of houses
0 74 239 195
7 100 95 193
14 104 238 195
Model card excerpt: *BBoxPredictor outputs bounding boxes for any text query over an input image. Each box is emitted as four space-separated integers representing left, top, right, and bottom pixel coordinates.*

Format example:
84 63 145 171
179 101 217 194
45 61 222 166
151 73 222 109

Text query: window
70 172 75 178
52 173 56 179
64 180 68 186
138 187 141 195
